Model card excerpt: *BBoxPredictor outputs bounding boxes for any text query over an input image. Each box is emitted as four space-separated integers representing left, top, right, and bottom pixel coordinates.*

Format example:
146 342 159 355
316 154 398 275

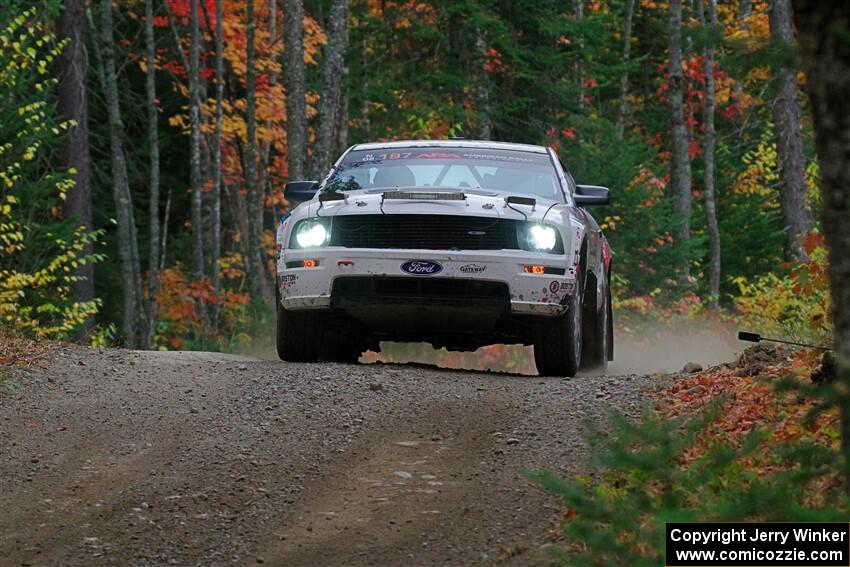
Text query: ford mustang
275 140 613 376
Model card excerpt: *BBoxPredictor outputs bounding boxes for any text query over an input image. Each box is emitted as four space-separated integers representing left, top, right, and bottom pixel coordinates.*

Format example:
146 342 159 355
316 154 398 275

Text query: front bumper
277 247 576 316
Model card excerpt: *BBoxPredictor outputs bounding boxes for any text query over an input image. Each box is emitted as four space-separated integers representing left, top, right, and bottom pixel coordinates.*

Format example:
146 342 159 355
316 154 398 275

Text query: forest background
6 1 850 562
0 0 832 360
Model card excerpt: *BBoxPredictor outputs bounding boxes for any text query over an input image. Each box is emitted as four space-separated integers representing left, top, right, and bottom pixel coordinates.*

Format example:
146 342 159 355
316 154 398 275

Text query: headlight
293 219 330 248
529 225 557 250
518 223 563 253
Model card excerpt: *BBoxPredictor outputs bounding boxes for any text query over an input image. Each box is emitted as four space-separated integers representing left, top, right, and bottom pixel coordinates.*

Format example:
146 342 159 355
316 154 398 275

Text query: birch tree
770 0 813 260
145 0 161 347
189 0 205 280
668 0 693 281
358 28 371 141
244 0 272 300
700 0 721 305
90 0 147 345
284 0 307 180
211 0 224 321
576 0 585 114
312 0 352 178
476 31 492 140
245 0 258 287
254 0 277 226
616 0 636 138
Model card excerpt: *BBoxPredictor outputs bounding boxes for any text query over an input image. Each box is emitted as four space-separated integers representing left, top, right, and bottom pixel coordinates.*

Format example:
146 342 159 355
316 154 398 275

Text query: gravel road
0 346 663 566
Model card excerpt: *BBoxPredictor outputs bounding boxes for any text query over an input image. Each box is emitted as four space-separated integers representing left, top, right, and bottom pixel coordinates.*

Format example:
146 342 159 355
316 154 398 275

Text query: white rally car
275 140 613 376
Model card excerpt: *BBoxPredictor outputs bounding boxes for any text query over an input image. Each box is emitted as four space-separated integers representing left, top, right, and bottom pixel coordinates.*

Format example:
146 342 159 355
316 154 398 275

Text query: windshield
324 147 564 201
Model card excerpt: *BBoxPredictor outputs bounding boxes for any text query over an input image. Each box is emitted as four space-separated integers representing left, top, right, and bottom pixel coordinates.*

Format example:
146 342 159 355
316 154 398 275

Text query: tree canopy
0 0 829 352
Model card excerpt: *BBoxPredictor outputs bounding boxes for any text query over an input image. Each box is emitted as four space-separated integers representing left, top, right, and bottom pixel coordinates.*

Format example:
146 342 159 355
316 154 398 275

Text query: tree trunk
284 0 307 181
257 0 279 248
668 0 693 281
90 0 147 346
57 0 95 333
200 87 213 276
475 31 492 140
770 0 813 260
335 84 349 156
616 0 636 138
359 32 371 140
791 0 850 488
244 0 272 302
731 0 752 141
246 0 258 280
161 186 172 270
211 0 224 323
576 0 585 113
312 0 352 178
144 0 160 347
189 0 205 281
699 0 721 306
446 11 468 129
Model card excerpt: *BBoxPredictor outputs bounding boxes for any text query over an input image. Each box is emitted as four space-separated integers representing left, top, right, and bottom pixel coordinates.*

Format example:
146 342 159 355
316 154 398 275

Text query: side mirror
574 184 610 206
284 180 319 203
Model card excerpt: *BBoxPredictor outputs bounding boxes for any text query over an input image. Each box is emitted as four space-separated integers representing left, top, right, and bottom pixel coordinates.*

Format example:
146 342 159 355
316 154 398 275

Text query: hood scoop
382 190 465 201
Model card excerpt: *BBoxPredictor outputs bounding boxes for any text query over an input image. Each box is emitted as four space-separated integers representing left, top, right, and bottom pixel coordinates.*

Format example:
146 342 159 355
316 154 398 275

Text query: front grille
329 214 520 250
332 277 510 305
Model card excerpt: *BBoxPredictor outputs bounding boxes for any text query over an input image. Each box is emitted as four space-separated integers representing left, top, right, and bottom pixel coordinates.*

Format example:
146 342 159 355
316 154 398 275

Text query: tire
533 288 582 377
582 278 610 373
276 304 323 362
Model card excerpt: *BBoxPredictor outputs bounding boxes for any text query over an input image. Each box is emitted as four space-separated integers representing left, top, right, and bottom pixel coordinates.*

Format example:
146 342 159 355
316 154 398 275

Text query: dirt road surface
1 346 662 566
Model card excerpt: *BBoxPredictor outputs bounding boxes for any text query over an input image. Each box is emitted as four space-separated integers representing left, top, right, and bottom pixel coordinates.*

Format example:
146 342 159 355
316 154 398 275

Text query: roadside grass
0 328 50 394
0 328 51 366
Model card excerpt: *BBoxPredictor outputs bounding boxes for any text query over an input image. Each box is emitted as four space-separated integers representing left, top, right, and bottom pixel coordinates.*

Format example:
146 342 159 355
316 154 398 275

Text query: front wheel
276 305 323 362
533 289 582 377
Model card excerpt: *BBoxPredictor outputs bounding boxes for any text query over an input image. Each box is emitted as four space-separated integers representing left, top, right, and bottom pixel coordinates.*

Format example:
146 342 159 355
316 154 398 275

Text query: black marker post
738 331 833 351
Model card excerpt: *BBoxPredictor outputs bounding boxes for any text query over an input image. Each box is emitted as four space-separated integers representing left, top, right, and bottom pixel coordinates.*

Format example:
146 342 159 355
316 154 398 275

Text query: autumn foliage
154 257 250 350
0 0 831 361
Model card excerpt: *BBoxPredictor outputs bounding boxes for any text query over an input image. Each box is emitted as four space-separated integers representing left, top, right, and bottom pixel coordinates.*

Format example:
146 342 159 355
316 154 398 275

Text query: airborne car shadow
358 342 610 378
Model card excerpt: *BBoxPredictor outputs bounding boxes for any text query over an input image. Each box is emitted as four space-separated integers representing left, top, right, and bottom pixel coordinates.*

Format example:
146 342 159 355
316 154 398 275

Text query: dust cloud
606 321 740 375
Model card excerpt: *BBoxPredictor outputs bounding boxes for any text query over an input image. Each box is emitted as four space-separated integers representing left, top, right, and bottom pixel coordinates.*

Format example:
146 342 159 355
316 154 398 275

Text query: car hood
304 189 567 224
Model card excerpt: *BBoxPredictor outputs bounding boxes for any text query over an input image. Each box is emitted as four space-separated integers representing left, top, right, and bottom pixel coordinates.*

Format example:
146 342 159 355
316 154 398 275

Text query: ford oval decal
400 260 443 275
